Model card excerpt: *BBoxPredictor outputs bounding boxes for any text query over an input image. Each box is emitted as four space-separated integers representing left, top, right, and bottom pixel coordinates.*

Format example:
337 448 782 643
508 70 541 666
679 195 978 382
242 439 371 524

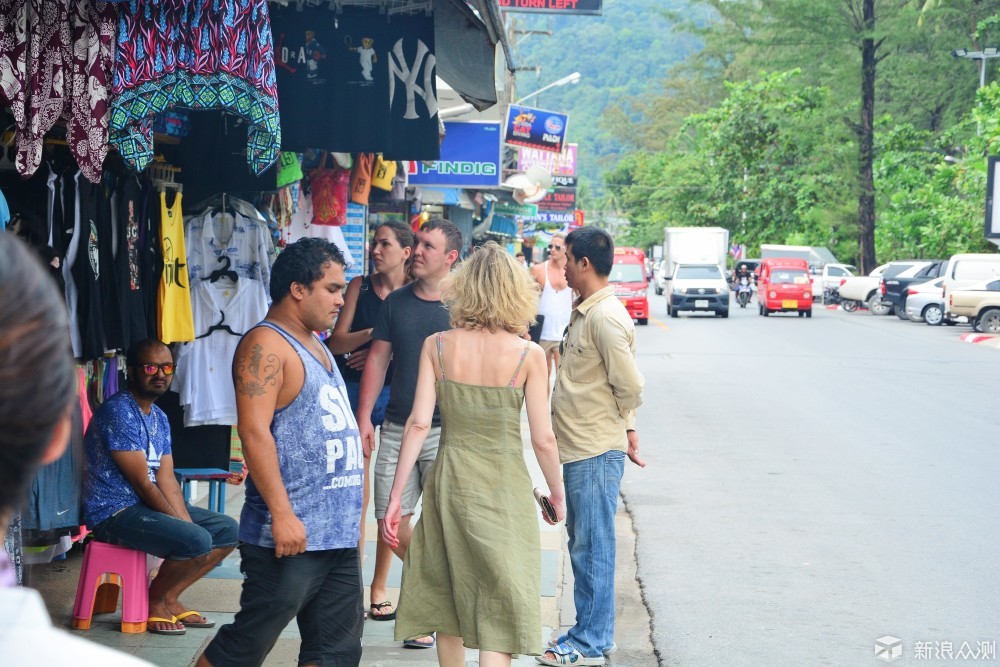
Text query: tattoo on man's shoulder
236 343 279 398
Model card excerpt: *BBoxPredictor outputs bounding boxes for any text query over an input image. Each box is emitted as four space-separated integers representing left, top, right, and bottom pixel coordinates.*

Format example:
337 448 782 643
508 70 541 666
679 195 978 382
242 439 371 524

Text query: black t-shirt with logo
270 6 439 159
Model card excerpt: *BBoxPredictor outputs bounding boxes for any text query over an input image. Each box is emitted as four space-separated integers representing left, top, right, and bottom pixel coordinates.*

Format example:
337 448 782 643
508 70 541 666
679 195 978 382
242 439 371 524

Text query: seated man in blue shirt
84 338 238 636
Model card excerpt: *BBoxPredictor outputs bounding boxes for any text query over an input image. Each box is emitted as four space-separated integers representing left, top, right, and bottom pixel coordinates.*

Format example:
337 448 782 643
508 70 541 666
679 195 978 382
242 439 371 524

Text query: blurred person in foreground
382 241 565 667
326 220 414 621
0 233 151 665
198 238 362 667
539 227 645 667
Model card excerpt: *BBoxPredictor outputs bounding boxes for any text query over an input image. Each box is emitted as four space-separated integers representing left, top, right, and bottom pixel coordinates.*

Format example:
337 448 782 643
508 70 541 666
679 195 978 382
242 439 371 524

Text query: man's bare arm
233 330 306 557
155 454 193 520
110 450 181 518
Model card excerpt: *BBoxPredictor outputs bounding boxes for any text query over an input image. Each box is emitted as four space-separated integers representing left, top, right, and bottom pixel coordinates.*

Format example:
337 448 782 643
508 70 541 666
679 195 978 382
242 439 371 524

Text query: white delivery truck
662 227 731 318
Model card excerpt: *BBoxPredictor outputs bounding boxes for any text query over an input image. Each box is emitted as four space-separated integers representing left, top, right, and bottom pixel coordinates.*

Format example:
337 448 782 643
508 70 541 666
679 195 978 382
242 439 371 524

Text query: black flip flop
369 601 396 621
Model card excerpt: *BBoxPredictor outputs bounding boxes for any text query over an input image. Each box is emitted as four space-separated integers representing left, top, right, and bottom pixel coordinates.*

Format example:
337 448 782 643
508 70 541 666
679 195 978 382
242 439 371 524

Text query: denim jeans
564 450 625 658
92 503 238 560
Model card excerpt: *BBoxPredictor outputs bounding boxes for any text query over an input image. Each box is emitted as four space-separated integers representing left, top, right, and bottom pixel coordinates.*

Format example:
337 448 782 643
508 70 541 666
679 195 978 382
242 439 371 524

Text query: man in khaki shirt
540 227 645 667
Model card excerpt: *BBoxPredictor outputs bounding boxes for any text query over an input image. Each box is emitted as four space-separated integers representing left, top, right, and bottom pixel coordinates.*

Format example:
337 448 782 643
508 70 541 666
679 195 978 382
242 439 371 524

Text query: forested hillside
598 0 997 269
512 1 1000 268
508 0 700 195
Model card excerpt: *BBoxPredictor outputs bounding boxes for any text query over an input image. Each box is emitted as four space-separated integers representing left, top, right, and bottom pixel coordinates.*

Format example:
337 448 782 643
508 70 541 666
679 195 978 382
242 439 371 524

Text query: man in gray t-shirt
370 282 450 427
356 220 461 644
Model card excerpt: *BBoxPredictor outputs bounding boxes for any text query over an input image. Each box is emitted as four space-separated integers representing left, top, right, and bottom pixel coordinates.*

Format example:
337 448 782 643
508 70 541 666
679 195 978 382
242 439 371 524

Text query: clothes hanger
196 311 241 339
204 255 239 283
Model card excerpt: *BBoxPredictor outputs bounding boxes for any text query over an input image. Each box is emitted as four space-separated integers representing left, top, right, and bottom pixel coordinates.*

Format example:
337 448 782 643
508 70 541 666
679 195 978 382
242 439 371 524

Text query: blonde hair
442 242 539 335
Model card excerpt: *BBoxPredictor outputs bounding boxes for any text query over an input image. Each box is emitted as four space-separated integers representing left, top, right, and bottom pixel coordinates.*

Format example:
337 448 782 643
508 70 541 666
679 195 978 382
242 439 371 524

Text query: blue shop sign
406 122 501 188
504 105 569 154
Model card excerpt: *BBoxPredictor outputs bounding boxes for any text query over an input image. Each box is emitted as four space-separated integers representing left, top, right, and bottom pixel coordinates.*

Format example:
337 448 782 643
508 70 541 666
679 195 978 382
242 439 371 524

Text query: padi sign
406 122 501 188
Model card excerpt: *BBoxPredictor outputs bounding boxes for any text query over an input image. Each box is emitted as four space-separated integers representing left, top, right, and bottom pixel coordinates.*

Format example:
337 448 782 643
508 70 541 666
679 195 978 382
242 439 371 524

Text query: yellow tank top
158 191 195 343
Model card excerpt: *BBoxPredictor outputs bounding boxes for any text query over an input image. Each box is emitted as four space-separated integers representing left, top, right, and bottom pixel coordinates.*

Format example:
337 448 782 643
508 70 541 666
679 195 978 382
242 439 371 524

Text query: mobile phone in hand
533 488 558 522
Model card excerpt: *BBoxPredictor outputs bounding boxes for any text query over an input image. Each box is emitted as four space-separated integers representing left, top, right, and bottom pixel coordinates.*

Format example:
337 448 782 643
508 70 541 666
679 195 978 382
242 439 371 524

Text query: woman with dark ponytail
326 220 414 621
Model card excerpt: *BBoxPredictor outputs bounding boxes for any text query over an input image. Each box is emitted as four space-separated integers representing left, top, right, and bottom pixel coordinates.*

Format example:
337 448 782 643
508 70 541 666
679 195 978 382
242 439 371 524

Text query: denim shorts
91 503 238 561
344 380 390 427
204 543 363 667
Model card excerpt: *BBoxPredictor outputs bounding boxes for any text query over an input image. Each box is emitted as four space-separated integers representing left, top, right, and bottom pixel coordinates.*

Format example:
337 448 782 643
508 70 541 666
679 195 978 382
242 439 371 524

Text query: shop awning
435 0 512 110
421 187 475 209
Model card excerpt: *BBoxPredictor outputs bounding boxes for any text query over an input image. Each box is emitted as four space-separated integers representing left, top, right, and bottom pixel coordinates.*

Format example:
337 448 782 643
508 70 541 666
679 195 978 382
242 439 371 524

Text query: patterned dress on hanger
110 0 280 175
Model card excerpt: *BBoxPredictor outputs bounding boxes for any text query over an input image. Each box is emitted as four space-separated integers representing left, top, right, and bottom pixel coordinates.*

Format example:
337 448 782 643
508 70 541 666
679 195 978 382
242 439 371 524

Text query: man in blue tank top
198 238 363 667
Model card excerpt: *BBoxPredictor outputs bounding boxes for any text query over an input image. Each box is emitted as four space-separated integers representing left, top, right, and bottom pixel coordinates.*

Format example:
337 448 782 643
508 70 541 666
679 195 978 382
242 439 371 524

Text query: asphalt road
626 292 1000 666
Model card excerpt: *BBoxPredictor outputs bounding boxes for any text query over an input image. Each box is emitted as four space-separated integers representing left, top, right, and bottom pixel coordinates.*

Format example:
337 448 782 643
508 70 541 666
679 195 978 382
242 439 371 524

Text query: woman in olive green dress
381 242 565 667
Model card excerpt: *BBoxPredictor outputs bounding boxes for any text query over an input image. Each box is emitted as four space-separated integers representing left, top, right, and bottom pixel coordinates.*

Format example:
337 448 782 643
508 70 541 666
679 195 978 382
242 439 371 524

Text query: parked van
757 257 813 317
610 247 649 325
942 253 1000 319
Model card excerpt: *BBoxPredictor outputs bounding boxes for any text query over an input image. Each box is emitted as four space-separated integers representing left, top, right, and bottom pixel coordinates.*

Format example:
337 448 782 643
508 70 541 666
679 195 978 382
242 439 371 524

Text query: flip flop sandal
536 641 606 666
369 601 396 621
403 633 435 649
147 616 186 636
548 637 618 656
175 610 215 628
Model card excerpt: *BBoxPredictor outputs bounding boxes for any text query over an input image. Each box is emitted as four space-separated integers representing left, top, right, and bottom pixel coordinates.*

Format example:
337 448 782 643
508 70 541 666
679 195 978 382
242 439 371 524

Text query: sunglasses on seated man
134 362 175 376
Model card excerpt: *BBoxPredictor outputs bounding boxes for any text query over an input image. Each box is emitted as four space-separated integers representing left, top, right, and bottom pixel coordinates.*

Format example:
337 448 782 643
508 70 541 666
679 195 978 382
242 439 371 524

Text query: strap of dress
436 332 446 381
509 340 530 387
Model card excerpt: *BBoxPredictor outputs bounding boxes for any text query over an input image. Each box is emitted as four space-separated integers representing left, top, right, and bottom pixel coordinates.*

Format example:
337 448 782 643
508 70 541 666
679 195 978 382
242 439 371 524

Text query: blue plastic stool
174 468 231 514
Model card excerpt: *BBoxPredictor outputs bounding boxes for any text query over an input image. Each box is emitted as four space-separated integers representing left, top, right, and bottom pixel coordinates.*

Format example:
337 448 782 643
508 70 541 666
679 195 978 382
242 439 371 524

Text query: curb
959 332 1000 347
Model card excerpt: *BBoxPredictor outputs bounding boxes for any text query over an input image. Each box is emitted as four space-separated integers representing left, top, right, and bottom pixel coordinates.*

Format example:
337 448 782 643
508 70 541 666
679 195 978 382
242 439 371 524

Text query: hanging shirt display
114 175 149 350
110 0 281 176
185 205 275 288
270 6 439 159
283 190 354 267
158 190 195 344
61 169 82 357
72 172 109 360
173 278 268 426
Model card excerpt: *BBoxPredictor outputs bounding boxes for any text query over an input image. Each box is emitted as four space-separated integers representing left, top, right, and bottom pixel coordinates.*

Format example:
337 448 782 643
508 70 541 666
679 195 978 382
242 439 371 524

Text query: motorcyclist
733 263 752 289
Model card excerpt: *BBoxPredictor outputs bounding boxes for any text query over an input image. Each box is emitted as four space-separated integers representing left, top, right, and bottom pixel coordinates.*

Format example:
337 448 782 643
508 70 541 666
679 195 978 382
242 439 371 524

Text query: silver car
904 278 946 325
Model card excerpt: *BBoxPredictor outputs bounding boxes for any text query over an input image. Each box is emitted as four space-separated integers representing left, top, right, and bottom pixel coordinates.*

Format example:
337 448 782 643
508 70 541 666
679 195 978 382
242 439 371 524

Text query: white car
654 261 668 295
903 277 947 325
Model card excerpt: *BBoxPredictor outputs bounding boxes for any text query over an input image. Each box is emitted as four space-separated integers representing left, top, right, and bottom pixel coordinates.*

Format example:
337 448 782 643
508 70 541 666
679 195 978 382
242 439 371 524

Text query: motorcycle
822 285 841 307
736 276 752 308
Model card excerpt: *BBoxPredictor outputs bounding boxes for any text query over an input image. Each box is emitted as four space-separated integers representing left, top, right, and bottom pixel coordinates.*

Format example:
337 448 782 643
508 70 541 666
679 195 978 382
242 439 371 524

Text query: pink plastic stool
72 541 149 633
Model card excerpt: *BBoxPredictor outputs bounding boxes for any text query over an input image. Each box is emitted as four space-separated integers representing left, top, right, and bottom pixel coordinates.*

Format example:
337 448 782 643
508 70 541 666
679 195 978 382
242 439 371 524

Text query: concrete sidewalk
26 421 657 666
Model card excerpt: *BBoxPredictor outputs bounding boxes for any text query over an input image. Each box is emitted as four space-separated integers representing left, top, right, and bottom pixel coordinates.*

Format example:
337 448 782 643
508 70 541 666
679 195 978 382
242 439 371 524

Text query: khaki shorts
373 420 440 519
539 339 561 356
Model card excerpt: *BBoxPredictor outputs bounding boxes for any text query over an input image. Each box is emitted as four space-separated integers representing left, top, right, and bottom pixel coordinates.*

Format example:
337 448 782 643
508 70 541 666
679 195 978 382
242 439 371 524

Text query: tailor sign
406 121 501 188
504 105 569 154
536 187 576 213
497 0 602 15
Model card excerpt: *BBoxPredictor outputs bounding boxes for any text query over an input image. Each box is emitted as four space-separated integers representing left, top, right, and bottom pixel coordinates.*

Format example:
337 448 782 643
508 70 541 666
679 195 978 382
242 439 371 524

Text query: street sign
406 122 501 188
504 105 569 154
494 202 539 217
497 0 602 15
